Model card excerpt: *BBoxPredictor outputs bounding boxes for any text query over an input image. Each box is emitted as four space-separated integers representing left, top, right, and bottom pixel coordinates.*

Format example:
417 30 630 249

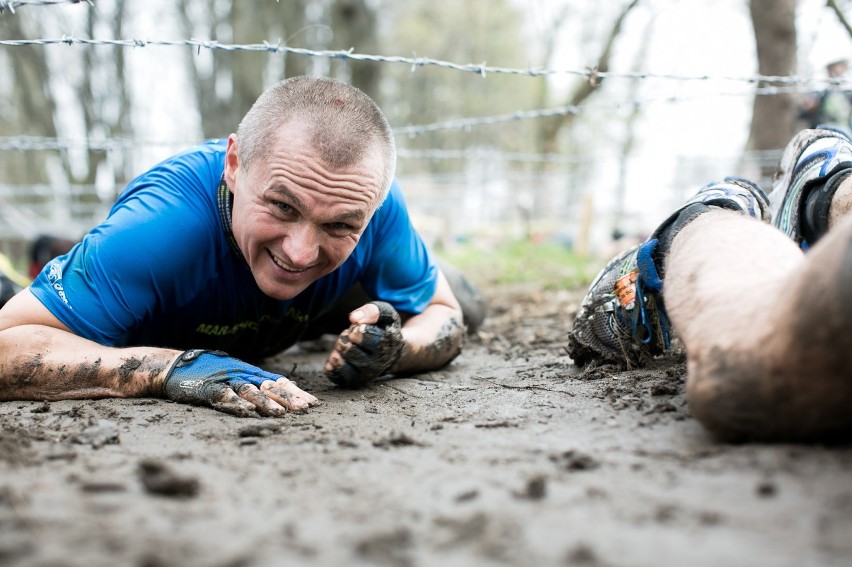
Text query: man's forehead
269 182 377 221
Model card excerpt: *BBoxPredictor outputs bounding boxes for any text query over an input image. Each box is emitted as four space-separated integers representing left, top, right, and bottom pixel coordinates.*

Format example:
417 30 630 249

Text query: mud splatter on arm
390 307 465 376
0 325 179 401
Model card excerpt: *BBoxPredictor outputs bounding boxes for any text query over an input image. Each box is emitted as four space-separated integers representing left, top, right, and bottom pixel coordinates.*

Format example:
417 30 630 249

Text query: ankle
828 172 852 229
803 169 852 243
650 203 712 277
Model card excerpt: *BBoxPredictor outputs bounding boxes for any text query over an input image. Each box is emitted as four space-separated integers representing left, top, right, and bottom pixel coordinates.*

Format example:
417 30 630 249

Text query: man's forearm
391 305 464 375
0 324 179 401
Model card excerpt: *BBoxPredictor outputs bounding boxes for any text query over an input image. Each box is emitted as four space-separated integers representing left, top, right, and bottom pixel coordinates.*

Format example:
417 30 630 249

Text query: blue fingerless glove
162 349 284 406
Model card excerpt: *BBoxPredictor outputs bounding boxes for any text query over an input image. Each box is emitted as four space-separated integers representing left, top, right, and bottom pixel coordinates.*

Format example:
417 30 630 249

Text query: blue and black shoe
568 177 770 368
770 126 852 248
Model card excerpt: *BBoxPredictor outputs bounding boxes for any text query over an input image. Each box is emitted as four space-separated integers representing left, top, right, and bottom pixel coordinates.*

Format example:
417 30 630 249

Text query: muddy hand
162 350 319 417
324 301 404 388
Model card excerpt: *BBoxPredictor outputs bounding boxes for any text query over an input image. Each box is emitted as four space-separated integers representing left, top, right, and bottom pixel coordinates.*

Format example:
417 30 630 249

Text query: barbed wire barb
1 35 850 88
0 79 845 148
0 0 89 15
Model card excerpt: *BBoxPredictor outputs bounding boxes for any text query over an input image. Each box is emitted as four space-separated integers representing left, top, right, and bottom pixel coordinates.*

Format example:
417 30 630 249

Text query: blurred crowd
798 58 852 132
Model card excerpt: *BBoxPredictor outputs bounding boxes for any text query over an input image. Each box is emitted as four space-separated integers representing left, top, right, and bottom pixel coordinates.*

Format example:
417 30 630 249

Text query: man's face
225 123 384 300
828 61 848 78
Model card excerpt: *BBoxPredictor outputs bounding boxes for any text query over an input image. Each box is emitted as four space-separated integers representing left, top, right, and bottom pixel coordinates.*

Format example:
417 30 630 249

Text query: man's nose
281 223 320 268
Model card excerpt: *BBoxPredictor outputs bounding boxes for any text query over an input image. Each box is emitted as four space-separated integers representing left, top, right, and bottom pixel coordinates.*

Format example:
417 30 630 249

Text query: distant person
0 252 28 308
0 235 80 313
569 126 852 442
0 76 485 417
28 234 77 280
799 58 852 132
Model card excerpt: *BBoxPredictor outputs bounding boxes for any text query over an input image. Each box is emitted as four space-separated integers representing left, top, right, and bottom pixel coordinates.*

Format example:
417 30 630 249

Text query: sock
802 168 852 245
650 202 713 278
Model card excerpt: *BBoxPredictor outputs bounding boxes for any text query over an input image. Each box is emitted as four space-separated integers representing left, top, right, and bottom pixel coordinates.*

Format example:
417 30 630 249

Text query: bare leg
666 202 852 441
828 174 852 228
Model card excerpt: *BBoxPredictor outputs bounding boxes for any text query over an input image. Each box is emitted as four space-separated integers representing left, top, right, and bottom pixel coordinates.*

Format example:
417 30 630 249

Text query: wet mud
0 284 851 566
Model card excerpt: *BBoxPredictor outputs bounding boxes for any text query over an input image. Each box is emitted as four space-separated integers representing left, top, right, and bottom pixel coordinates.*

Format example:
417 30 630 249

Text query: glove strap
162 350 231 396
170 349 228 370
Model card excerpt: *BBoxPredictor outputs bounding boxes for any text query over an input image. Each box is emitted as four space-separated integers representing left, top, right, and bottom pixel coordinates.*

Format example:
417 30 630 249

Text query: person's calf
683 214 852 442
801 169 852 243
685 342 852 443
685 346 788 442
828 172 852 229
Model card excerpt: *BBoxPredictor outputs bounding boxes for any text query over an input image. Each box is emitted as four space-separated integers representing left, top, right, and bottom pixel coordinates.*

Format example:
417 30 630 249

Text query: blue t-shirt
30 140 437 359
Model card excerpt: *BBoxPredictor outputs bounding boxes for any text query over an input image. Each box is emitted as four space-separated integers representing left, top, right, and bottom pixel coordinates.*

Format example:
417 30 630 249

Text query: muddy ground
1 283 851 567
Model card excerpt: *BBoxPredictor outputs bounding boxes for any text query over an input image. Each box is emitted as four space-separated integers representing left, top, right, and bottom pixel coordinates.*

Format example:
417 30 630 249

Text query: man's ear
224 133 239 194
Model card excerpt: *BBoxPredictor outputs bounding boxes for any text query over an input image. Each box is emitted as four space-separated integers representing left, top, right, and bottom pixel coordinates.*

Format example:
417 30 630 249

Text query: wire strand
0 136 784 165
0 35 850 87
0 0 90 15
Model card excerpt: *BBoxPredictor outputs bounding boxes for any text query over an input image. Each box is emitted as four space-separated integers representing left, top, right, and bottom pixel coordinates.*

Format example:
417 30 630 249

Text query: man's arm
390 269 464 374
323 269 464 383
0 290 317 415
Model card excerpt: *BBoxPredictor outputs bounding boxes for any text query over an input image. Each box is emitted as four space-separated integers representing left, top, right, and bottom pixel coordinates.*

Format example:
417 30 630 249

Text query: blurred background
1 0 850 288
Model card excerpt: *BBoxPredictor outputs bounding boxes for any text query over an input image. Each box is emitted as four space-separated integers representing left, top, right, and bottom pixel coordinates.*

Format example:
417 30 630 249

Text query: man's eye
328 222 353 233
275 202 293 214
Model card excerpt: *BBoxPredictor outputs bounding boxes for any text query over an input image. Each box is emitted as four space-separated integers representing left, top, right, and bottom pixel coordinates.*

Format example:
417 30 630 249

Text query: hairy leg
828 174 852 229
665 207 852 441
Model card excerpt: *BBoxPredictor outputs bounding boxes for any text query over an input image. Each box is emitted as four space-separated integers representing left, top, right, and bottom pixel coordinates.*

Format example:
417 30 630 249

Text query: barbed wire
0 136 784 167
0 136 200 152
394 107 579 137
398 148 586 165
1 35 851 88
0 0 90 15
396 147 783 164
0 84 835 147
393 85 841 137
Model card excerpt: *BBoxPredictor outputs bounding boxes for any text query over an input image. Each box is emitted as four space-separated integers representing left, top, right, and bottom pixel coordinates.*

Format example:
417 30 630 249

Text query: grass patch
437 239 599 291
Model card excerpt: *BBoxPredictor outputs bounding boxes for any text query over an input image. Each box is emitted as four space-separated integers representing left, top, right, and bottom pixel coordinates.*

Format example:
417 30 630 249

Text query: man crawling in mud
0 76 482 417
568 126 852 442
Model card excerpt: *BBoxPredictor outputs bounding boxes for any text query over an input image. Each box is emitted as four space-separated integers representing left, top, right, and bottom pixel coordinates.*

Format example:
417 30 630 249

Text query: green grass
437 239 598 291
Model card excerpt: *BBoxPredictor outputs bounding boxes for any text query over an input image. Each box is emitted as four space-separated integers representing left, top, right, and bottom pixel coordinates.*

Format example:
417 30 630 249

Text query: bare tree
0 14 59 186
78 0 132 188
535 0 640 155
384 0 540 162
176 0 381 140
176 0 308 139
614 12 656 237
330 0 381 102
0 2 134 251
746 0 798 181
827 0 852 38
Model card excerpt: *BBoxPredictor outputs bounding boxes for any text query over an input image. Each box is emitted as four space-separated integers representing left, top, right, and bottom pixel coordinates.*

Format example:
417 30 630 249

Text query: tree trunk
330 0 381 102
0 15 57 185
178 0 308 139
746 0 798 181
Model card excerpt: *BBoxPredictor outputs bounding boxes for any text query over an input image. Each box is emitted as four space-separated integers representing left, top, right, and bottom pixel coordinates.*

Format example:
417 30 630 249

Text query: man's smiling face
224 121 384 300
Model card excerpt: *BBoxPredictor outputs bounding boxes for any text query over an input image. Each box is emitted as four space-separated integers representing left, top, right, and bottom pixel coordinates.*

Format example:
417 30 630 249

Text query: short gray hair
236 75 396 201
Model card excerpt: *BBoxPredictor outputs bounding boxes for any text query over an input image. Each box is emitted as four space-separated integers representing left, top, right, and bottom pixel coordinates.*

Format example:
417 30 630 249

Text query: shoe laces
610 241 672 365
